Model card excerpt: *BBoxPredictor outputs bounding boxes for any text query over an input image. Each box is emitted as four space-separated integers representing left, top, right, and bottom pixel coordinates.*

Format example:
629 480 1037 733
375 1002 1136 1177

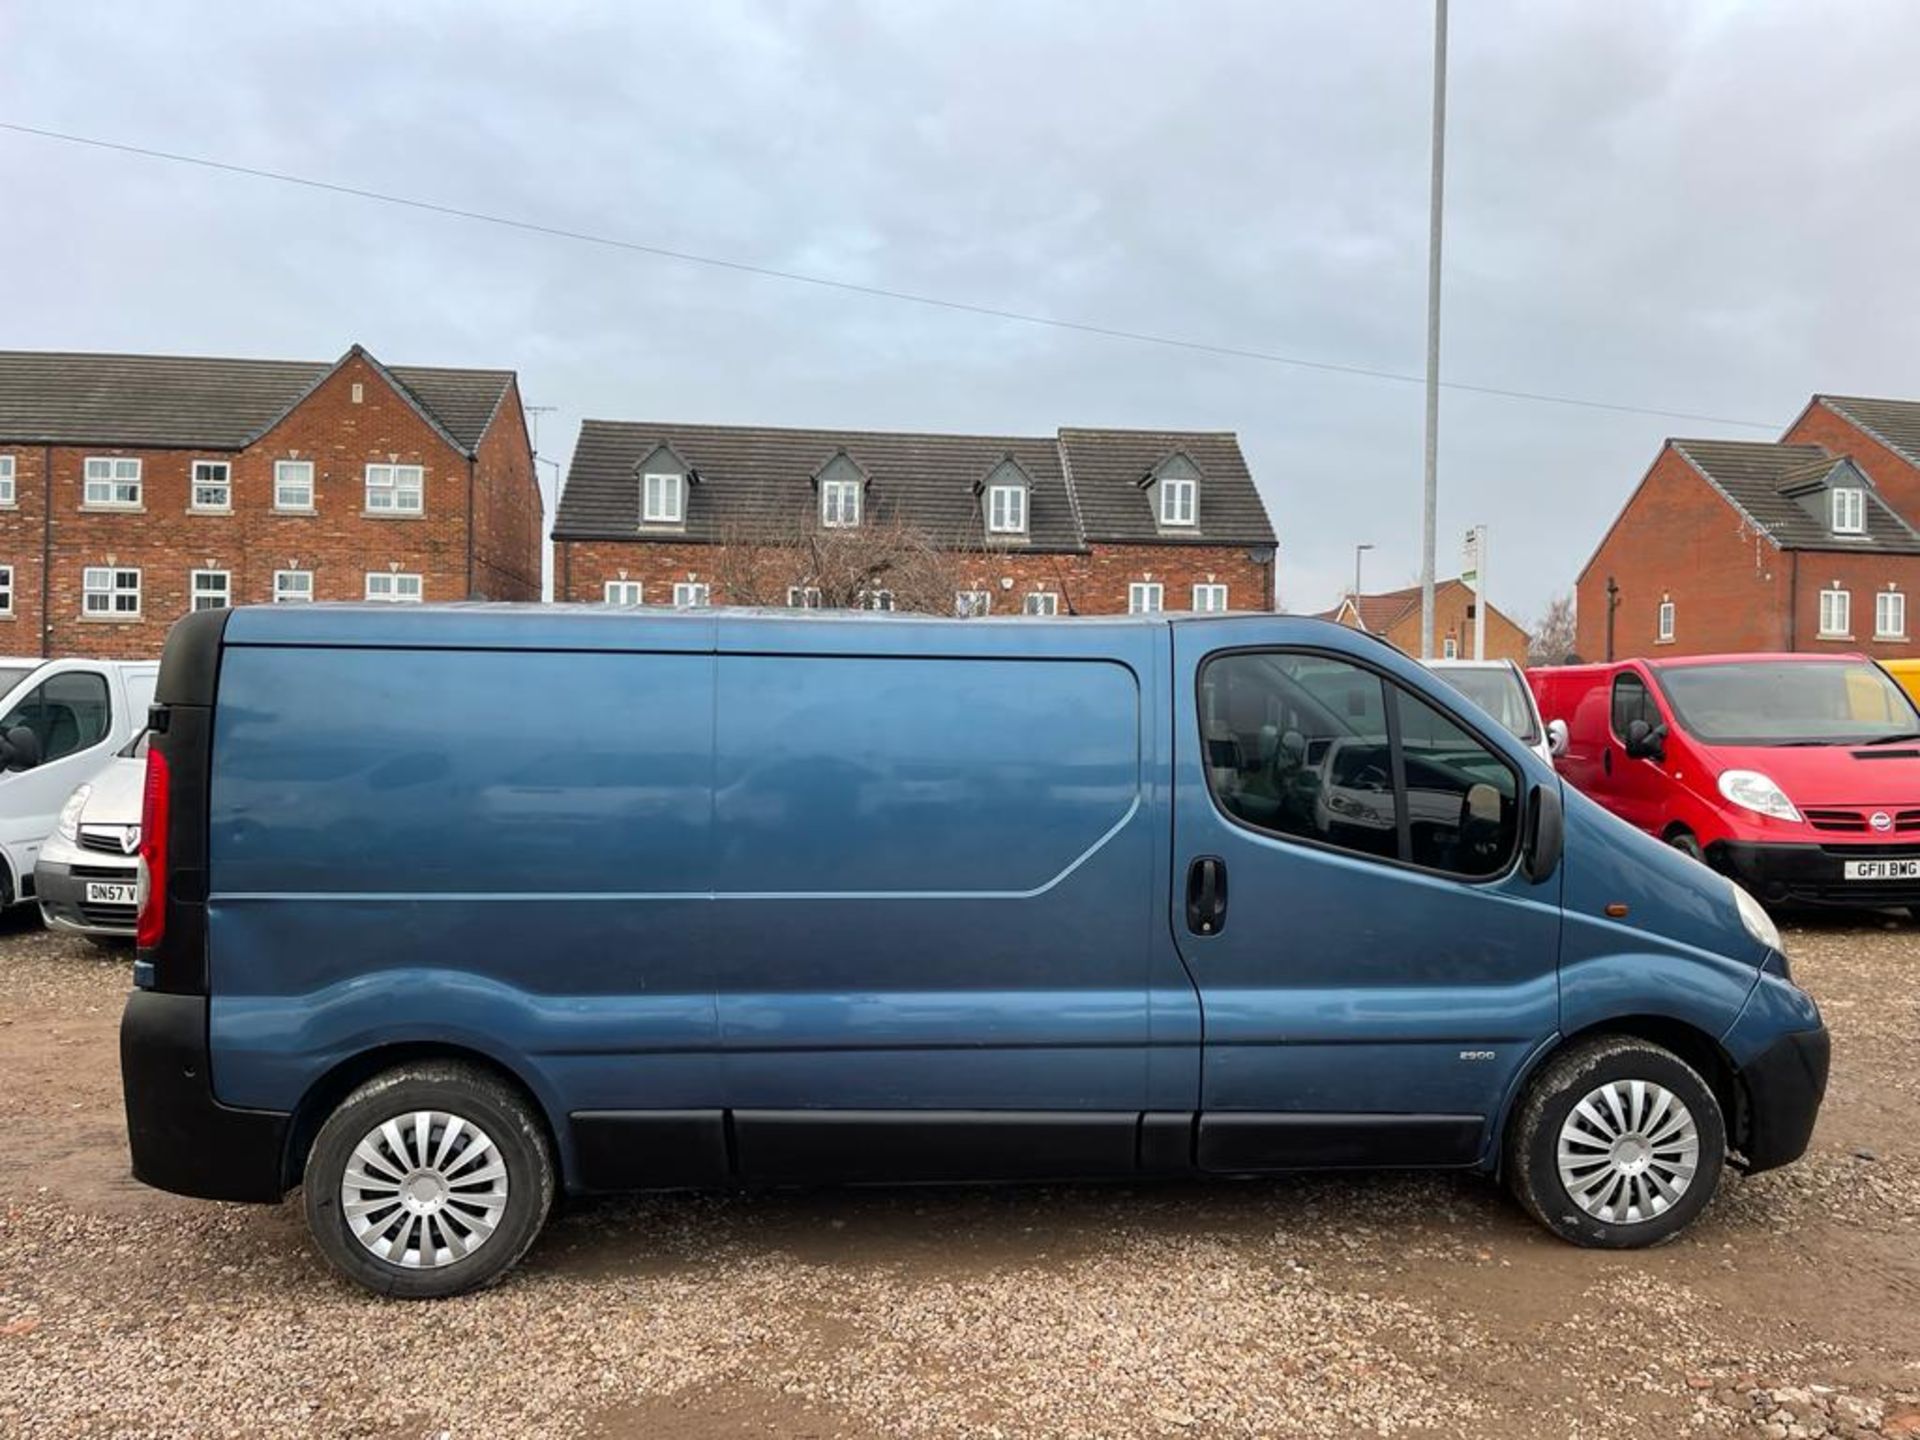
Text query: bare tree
1528 591 1578 665
711 500 988 615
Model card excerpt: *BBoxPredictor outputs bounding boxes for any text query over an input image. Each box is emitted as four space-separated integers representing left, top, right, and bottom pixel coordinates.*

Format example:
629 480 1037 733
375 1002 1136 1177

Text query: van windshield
1433 667 1539 743
1658 660 1920 745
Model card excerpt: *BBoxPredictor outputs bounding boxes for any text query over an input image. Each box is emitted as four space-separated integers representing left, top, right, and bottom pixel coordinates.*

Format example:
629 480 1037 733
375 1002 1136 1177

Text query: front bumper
1709 839 1920 907
1738 1024 1831 1173
120 989 290 1203
35 853 139 936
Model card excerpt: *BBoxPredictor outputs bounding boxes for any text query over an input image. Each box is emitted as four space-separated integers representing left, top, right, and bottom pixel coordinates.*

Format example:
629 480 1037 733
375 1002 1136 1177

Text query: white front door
0 666 120 899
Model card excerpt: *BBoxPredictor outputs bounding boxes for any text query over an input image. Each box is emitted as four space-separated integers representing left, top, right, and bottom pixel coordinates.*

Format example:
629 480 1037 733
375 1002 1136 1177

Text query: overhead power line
0 118 1778 432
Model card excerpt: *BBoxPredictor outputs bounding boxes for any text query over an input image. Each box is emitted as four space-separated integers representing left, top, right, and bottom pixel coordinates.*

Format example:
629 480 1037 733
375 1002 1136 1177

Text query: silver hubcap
341 1110 509 1269
1557 1078 1700 1224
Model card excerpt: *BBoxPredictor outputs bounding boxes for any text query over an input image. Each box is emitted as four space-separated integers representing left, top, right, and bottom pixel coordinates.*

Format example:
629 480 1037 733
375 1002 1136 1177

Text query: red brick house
0 347 541 658
552 420 1277 615
1317 578 1529 663
1574 435 1920 661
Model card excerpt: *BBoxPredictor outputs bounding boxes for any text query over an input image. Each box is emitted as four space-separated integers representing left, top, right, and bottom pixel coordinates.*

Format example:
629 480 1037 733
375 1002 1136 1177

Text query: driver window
0 671 110 763
1199 651 1399 862
1610 674 1659 739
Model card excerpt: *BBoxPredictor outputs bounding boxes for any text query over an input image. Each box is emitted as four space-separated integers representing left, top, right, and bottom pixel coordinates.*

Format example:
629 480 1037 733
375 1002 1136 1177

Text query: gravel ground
2 912 1918 1439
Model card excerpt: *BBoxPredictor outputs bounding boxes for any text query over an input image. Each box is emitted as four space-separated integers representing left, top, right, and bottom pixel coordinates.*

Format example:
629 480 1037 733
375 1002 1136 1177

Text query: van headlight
56 785 90 843
1717 769 1802 822
1731 879 1782 952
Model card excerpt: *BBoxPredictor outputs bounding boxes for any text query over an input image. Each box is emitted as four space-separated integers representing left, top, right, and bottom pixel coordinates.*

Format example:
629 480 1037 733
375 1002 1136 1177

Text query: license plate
1843 859 1920 881
84 881 136 905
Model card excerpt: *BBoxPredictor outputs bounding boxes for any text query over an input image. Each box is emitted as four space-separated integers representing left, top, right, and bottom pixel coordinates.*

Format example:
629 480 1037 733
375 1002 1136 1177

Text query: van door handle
1186 856 1228 935
1603 747 1613 776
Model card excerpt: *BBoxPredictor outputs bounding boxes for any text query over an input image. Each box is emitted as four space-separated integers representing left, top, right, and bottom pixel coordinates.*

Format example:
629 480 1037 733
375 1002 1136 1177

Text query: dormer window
1142 452 1202 529
1159 476 1196 527
1831 486 1865 535
821 477 861 527
815 452 865 528
979 457 1031 536
643 471 684 524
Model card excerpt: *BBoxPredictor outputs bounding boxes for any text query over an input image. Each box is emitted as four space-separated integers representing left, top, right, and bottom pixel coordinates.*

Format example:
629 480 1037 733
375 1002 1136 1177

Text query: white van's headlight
1717 769 1801 822
56 785 90 843
1731 880 1782 952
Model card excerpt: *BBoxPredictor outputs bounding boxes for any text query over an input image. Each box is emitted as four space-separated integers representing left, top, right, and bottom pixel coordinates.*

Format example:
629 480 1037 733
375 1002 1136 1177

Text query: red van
1530 654 1920 907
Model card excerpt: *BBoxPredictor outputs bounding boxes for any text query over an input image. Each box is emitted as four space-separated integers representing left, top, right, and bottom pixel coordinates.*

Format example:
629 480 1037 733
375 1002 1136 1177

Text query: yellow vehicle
1879 659 1920 714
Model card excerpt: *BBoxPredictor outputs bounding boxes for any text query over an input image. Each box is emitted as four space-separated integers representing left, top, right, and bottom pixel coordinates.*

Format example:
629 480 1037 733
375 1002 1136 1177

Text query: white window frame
786 586 823 609
1876 590 1906 641
1128 581 1164 614
365 571 423 603
1831 487 1865 535
1192 582 1229 613
820 477 862 528
365 462 424 515
1657 600 1675 643
0 455 15 507
955 589 992 617
641 472 684 524
859 589 895 611
604 580 644 605
1442 636 1459 659
273 569 314 604
83 457 142 509
0 564 12 616
274 460 314 512
1819 587 1851 639
986 483 1027 535
1022 591 1060 616
1158 476 1196 528
672 581 710 608
190 460 232 512
82 566 141 618
190 569 231 612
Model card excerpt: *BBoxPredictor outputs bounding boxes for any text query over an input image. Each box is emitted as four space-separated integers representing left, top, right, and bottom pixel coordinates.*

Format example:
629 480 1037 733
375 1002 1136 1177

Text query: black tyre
1666 830 1705 862
1507 1036 1725 1248
303 1060 554 1299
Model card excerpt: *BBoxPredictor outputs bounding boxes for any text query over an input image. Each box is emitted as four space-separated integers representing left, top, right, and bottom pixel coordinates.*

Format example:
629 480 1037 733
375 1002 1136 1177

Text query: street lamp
1354 543 1375 599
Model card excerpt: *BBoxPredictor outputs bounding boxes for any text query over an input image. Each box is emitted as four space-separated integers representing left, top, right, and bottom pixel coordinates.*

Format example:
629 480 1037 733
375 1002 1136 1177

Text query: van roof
219 602 1366 652
1536 651 1870 676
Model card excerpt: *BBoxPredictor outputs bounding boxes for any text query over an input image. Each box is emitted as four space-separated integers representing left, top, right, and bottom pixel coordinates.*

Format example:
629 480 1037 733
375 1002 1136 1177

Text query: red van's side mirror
1624 718 1667 762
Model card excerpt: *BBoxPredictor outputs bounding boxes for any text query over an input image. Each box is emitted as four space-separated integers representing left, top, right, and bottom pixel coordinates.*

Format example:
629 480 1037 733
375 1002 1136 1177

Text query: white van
1426 659 1554 766
0 658 159 908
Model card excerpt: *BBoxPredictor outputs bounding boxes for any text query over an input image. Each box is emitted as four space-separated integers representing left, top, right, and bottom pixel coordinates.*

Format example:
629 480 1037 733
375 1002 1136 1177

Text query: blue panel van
121 606 1829 1297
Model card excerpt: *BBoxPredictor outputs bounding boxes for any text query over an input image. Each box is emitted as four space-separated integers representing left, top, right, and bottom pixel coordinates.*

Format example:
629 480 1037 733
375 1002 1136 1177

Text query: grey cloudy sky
5 0 1919 619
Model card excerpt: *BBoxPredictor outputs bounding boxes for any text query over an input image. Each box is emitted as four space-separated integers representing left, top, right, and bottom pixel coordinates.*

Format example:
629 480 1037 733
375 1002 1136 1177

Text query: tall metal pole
1419 0 1448 660
1473 525 1487 660
1354 542 1374 599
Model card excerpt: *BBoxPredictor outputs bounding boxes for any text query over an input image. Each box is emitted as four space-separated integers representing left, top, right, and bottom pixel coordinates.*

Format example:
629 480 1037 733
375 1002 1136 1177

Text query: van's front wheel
303 1060 554 1298
1507 1036 1726 1248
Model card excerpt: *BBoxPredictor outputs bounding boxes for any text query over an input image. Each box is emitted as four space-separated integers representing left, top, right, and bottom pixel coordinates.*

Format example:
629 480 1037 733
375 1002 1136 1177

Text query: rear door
1171 628 1562 1172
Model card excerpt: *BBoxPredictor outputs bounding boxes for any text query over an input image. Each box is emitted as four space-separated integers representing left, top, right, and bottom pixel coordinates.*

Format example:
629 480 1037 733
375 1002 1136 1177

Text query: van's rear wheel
303 1060 554 1298
1507 1036 1725 1248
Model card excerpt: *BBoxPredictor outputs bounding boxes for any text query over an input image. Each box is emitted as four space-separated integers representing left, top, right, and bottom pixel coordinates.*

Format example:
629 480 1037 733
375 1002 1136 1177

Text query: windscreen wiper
1859 731 1920 747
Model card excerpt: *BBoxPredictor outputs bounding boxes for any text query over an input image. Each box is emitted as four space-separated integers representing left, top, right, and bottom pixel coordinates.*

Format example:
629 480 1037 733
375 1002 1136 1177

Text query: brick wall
556 537 1274 615
1574 441 1920 661
1785 401 1920 524
0 353 538 659
471 381 542 600
1378 588 1529 663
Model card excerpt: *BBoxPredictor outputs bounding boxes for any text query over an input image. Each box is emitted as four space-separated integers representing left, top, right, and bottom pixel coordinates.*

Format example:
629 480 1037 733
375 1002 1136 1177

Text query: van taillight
136 744 171 950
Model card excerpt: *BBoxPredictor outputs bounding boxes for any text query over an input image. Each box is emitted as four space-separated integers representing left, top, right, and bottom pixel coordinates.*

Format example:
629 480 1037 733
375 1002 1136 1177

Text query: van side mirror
1546 718 1569 757
1523 782 1563 883
1624 718 1666 762
0 725 39 772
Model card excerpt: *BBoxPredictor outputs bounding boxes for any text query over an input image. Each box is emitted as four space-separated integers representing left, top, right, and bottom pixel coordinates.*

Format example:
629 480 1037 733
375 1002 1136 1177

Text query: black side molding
120 990 288 1203
570 1111 731 1191
1197 1112 1485 1172
732 1110 1140 1184
154 606 232 706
